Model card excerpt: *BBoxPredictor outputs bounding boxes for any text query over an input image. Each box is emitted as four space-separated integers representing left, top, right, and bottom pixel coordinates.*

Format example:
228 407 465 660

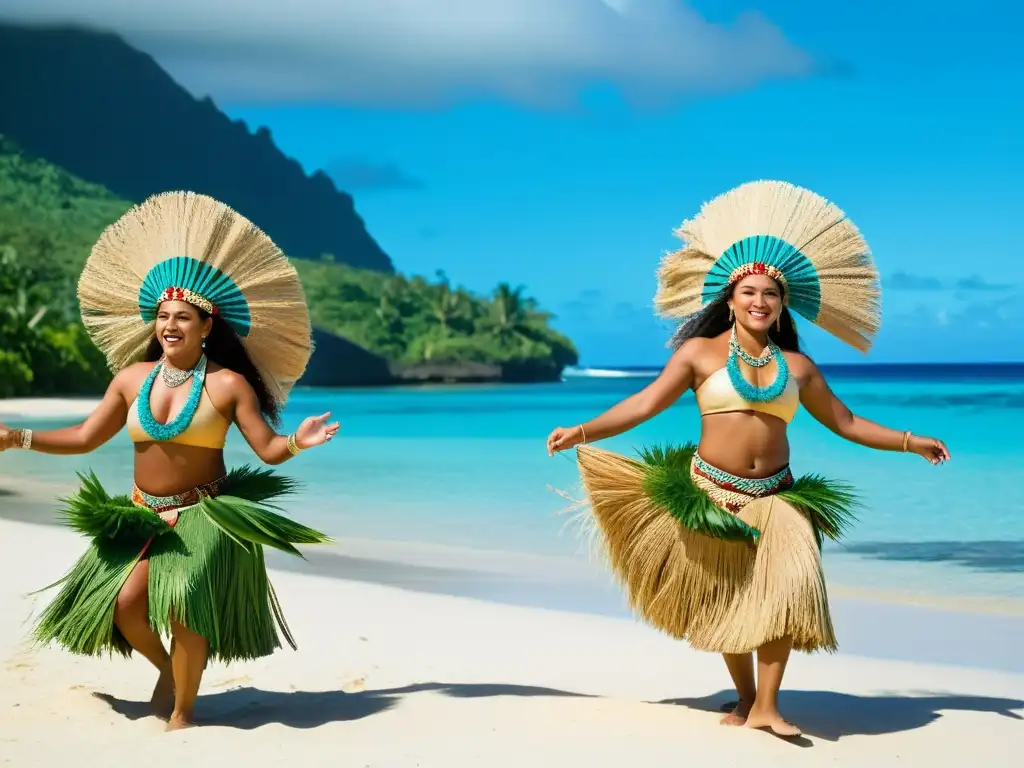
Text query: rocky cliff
0 22 393 272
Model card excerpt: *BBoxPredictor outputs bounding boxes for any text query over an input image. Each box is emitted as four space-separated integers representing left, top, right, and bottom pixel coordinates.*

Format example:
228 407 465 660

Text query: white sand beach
0 398 103 420
1 512 1022 767
2 396 1023 765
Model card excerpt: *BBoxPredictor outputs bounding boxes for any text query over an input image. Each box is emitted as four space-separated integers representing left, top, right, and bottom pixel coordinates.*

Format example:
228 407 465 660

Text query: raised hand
546 425 585 456
295 412 340 449
908 434 950 466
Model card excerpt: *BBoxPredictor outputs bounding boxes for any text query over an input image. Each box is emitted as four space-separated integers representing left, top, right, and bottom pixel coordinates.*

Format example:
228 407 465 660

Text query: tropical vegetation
0 136 577 396
296 260 577 374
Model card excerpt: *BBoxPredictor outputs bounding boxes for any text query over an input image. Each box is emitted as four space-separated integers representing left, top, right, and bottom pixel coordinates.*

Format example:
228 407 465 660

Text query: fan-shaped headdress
78 191 312 401
655 180 881 351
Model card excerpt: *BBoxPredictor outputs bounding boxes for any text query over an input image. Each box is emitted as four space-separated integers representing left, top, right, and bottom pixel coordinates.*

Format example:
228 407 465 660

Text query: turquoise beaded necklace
138 355 208 441
726 326 789 403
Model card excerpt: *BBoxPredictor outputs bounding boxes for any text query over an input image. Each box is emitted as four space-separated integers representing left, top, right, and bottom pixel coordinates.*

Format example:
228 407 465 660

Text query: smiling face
729 274 784 334
155 300 213 360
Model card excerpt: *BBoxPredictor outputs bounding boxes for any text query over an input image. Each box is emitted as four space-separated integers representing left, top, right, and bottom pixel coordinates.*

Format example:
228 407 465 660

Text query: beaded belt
131 476 228 513
691 453 793 498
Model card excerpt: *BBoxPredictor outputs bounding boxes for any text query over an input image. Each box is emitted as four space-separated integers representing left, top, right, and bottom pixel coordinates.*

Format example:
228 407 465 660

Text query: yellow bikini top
694 367 800 424
126 389 231 450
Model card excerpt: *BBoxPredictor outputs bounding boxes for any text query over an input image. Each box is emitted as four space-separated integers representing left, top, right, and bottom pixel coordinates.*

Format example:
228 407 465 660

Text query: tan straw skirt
570 443 858 654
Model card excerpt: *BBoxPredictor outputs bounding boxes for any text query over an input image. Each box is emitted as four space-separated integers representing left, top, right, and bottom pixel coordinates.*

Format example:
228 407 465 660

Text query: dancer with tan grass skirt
0 191 337 731
546 180 949 738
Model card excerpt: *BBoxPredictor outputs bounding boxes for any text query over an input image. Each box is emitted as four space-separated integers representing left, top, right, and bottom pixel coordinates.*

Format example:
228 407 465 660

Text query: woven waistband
131 476 228 513
691 452 793 498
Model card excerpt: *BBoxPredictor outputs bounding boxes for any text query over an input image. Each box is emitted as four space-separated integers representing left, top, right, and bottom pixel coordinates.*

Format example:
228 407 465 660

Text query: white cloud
0 0 816 108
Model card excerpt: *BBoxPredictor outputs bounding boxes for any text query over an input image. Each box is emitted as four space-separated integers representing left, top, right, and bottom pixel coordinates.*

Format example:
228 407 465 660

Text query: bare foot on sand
165 713 197 732
744 709 802 738
150 671 174 720
719 699 751 726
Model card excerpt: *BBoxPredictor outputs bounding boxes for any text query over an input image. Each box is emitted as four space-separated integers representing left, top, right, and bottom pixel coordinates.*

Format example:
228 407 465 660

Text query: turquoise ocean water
3 364 1024 605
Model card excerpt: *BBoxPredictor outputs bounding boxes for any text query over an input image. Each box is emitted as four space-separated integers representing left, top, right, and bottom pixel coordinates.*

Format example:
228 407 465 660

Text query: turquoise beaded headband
701 235 821 322
139 256 253 338
159 286 216 315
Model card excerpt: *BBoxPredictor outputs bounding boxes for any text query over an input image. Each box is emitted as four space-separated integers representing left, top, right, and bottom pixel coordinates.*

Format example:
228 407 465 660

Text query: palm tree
488 282 554 340
0 245 48 332
425 269 470 336
375 292 401 331
376 276 407 324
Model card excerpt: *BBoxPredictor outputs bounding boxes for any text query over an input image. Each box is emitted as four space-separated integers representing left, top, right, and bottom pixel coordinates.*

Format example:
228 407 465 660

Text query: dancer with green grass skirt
0 191 337 731
546 181 950 738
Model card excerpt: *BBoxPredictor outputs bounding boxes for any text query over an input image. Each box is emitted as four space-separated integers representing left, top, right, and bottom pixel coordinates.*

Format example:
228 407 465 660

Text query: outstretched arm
798 359 950 464
547 342 697 454
0 370 132 455
231 376 339 465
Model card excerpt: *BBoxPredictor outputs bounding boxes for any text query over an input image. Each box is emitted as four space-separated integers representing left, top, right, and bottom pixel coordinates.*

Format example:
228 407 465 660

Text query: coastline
1 515 1022 764
0 397 104 419
5 357 1024 409
4 389 1024 680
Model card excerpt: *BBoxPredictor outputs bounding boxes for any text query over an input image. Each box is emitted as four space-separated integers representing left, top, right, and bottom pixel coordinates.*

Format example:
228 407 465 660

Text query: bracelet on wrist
901 431 911 452
13 428 33 450
286 432 302 456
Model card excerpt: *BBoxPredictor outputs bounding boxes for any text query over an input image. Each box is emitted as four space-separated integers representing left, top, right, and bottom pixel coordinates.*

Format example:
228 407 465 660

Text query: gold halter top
126 389 231 450
694 367 800 423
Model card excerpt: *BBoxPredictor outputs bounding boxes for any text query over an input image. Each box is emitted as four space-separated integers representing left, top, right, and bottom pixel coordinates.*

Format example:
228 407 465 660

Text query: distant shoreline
573 361 1024 372
3 360 1022 420
569 361 1024 379
0 397 101 419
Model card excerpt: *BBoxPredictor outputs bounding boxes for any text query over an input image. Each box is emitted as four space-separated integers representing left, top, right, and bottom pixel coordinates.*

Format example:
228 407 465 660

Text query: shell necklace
161 354 205 388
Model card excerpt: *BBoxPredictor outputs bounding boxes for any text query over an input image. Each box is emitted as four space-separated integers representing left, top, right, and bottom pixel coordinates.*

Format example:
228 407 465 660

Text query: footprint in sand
4 652 36 672
344 676 367 692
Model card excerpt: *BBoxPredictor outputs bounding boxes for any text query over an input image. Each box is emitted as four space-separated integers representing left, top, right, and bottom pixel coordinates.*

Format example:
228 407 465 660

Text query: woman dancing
546 181 949 738
0 191 338 731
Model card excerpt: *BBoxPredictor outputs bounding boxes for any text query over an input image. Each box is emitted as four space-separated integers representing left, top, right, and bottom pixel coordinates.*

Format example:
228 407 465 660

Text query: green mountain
0 22 577 393
0 22 392 272
0 136 577 396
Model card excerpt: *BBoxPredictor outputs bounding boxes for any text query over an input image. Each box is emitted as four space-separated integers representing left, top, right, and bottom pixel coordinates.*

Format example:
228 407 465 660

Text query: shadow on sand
92 682 595 730
661 689 1024 746
94 681 1023 744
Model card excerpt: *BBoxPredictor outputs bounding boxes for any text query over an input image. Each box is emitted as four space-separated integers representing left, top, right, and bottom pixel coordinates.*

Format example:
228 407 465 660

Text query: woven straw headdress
78 191 312 401
655 180 881 351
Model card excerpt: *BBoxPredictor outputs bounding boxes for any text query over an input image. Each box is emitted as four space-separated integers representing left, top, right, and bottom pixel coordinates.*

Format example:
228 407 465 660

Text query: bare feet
165 712 197 732
719 699 751 726
744 708 802 738
150 670 174 720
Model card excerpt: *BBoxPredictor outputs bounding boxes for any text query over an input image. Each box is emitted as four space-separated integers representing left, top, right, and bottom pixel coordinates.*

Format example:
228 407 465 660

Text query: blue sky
6 1 1023 365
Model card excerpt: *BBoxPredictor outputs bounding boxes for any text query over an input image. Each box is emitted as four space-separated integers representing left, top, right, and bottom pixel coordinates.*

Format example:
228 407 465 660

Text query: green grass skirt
31 466 331 663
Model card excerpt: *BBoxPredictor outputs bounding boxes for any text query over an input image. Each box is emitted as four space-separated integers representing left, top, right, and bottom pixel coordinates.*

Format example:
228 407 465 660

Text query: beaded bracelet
286 433 302 456
13 429 32 450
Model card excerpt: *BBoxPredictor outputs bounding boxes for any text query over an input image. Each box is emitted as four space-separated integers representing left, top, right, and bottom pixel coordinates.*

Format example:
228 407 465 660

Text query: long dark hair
669 282 803 353
145 310 282 426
